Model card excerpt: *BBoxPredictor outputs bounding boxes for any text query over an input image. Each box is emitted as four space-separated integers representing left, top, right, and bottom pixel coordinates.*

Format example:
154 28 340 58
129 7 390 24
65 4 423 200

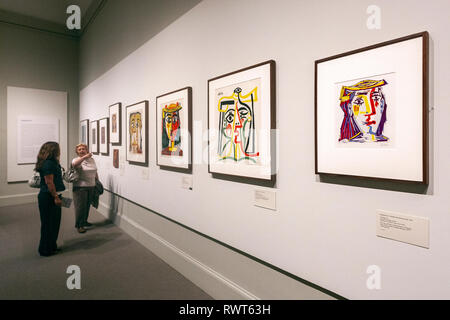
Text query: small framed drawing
315 31 428 184
208 60 276 185
99 117 109 156
156 87 192 172
80 119 89 146
126 100 149 166
113 149 119 168
109 102 122 145
90 120 99 155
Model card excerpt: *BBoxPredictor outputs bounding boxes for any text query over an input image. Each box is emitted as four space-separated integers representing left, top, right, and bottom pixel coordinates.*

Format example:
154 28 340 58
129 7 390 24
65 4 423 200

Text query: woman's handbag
95 179 104 195
62 165 79 183
28 171 41 188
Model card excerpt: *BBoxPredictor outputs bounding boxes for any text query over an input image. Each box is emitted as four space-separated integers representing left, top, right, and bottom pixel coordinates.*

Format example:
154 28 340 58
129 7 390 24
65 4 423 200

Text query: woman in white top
72 144 98 233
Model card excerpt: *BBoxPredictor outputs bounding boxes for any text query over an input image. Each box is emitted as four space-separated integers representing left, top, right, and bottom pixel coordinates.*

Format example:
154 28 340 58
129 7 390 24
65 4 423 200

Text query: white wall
0 21 78 203
80 0 450 299
7 87 67 182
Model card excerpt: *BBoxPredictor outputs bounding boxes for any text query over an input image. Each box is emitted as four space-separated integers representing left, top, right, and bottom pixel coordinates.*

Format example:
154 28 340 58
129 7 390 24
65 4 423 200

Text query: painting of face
129 112 142 154
217 85 259 163
161 102 182 156
113 149 119 168
156 88 191 171
81 125 86 144
101 126 105 144
112 113 117 133
208 61 275 182
339 79 388 143
126 101 148 165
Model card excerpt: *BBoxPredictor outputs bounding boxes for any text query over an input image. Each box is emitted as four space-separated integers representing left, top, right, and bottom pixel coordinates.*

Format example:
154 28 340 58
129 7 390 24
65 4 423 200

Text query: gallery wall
6 87 68 182
79 0 450 299
0 22 78 204
79 0 203 88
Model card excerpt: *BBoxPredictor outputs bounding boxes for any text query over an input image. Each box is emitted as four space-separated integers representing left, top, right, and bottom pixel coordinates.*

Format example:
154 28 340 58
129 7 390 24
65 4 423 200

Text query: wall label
376 210 429 248
254 189 276 211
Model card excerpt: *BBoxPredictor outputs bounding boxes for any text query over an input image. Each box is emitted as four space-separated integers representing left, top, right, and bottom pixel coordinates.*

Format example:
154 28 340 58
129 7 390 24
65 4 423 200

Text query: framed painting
90 120 99 155
109 102 122 145
80 119 89 146
113 149 119 168
126 100 149 166
99 117 110 156
315 31 428 184
156 87 192 172
208 60 276 185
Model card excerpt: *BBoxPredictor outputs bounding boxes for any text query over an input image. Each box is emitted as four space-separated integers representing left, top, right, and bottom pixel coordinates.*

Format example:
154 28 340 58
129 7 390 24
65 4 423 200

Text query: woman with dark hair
35 141 65 257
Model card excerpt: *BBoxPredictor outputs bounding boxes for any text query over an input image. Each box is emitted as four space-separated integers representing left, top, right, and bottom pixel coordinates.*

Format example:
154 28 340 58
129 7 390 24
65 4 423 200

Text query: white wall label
376 210 429 248
254 189 276 211
181 176 193 190
17 117 59 164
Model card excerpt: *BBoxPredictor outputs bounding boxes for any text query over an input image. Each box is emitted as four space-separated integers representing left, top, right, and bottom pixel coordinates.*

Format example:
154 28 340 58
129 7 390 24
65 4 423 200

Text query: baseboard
0 192 38 207
96 200 259 300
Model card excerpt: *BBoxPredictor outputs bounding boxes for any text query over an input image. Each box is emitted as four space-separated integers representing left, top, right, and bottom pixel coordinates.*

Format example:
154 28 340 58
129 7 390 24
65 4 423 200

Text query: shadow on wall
106 174 121 223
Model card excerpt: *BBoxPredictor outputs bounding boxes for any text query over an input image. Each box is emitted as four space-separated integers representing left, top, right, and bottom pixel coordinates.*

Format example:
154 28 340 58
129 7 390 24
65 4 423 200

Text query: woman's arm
44 174 61 206
72 153 92 167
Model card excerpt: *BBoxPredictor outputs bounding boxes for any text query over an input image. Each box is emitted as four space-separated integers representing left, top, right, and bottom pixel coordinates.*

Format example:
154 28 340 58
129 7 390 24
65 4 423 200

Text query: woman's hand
54 196 62 207
83 152 93 160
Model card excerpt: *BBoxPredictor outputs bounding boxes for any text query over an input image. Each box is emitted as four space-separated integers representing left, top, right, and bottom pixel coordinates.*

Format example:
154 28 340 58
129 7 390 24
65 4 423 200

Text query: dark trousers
73 187 94 228
38 192 61 256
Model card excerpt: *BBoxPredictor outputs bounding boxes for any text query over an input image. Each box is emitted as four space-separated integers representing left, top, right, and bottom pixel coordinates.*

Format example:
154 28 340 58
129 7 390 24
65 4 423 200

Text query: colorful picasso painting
161 102 183 156
338 79 389 143
216 79 260 164
129 112 143 154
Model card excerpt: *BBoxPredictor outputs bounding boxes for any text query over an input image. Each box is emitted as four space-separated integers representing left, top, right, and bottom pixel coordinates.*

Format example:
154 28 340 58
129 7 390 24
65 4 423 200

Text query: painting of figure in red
161 102 183 156
339 79 389 143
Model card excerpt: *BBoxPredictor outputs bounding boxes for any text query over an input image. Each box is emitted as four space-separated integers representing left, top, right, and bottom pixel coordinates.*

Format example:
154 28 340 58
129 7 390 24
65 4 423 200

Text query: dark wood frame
109 102 122 146
207 60 276 187
91 120 99 155
156 87 192 173
99 117 110 156
314 31 429 185
126 100 149 167
80 119 89 147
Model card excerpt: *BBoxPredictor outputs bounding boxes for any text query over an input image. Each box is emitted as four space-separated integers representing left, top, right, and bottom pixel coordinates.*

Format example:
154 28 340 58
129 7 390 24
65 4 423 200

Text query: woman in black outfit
35 141 65 257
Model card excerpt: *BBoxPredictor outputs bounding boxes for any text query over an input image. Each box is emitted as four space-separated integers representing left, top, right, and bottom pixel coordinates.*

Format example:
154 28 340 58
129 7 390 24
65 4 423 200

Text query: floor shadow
91 219 114 228
61 232 125 253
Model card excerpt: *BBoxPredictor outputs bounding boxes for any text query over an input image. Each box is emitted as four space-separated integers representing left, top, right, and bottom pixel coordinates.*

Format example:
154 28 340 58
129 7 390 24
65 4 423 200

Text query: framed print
208 60 276 185
90 120 99 155
99 117 110 156
126 100 149 166
109 102 122 145
113 149 119 168
80 119 89 146
156 87 192 172
315 31 428 184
